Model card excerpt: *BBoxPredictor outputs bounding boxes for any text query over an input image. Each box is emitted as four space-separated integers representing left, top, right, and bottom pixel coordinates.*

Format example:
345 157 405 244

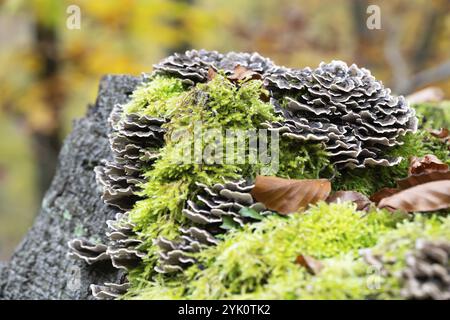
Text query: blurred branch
384 20 410 93
166 0 195 54
404 60 450 95
406 87 444 104
383 4 450 95
411 2 447 72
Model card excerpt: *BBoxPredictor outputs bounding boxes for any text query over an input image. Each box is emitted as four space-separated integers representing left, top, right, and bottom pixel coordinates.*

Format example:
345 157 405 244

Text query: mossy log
0 75 140 299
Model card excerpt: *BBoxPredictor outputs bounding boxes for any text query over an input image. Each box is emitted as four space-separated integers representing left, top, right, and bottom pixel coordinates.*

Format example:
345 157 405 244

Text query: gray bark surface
0 75 141 300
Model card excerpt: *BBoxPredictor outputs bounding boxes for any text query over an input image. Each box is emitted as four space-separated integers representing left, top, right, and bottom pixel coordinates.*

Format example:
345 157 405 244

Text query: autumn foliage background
0 0 449 260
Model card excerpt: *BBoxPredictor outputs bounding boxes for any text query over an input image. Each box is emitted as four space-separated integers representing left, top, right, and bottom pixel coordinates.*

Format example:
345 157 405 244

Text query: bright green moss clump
126 202 400 299
183 202 396 299
128 208 450 300
413 101 450 129
124 76 186 117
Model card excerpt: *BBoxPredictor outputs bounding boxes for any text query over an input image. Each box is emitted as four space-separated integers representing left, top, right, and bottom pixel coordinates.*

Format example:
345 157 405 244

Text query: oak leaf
428 128 449 139
397 171 450 190
397 154 450 190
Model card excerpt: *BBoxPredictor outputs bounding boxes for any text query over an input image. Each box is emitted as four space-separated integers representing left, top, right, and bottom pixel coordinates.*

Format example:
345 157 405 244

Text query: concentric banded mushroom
153 180 271 274
401 240 450 300
263 60 418 168
154 49 275 83
94 104 166 210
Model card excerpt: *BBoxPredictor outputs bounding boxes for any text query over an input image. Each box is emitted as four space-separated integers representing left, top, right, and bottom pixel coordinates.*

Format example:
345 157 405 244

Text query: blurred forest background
0 0 449 260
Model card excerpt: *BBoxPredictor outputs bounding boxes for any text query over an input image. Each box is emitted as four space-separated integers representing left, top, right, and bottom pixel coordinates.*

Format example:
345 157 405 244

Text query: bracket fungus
154 49 275 83
264 61 418 168
94 104 166 210
154 180 271 274
401 240 450 300
67 49 419 299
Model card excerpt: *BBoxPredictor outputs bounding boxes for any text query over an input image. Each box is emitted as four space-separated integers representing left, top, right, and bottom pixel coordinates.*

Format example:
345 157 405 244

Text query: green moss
73 223 86 238
127 279 185 300
276 139 333 179
124 75 186 117
126 202 402 299
237 254 374 300
184 202 396 299
127 207 450 300
413 101 450 129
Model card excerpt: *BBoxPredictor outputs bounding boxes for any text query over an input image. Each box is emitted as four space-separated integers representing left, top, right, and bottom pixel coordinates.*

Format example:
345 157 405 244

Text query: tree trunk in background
166 0 194 55
0 75 141 299
32 22 63 200
351 0 376 68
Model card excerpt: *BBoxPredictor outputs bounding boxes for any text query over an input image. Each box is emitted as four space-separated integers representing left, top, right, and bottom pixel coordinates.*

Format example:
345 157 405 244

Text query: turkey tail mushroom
264 60 417 168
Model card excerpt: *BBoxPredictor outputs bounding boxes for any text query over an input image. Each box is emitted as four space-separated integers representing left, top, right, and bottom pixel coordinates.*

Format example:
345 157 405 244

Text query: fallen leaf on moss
207 68 217 81
397 171 450 189
408 155 448 176
228 65 262 83
370 188 399 205
295 255 324 275
427 128 450 151
378 180 450 212
397 154 450 189
251 176 331 215
326 191 371 211
428 128 449 139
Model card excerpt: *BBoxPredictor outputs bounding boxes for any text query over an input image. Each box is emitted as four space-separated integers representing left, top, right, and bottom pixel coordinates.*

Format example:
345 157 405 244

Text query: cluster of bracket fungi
401 240 450 299
155 180 272 274
362 239 450 300
68 50 418 299
68 104 164 299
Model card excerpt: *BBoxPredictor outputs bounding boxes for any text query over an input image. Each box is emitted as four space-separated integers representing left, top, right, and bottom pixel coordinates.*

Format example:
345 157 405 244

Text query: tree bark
0 75 141 300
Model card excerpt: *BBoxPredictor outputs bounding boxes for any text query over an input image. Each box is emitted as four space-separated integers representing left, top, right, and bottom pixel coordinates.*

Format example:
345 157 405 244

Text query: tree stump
0 75 141 299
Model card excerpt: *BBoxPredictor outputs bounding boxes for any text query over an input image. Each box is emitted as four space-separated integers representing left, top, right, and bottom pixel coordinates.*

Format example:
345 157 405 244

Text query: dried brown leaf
428 128 449 139
207 67 217 81
251 176 331 215
326 191 371 211
378 180 450 212
397 171 450 190
369 188 399 205
295 255 323 275
408 155 448 176
228 65 262 83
